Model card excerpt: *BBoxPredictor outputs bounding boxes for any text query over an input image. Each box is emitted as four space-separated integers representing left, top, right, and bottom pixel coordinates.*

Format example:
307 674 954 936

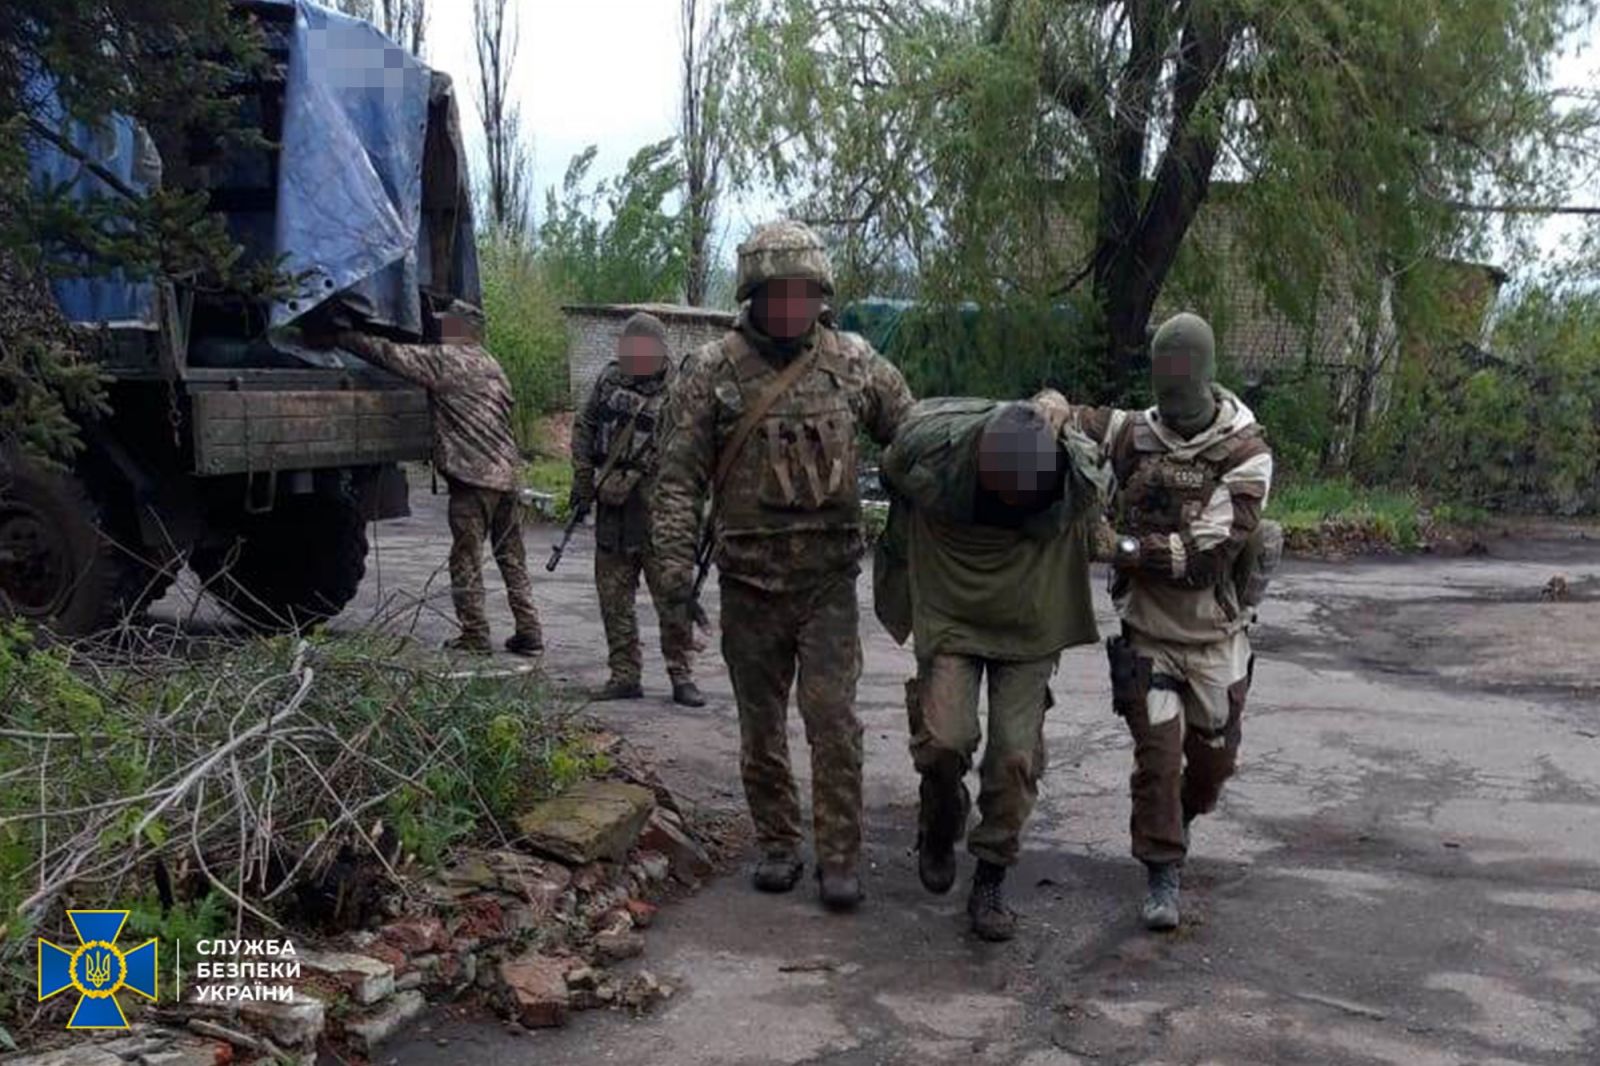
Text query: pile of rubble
14 777 720 1065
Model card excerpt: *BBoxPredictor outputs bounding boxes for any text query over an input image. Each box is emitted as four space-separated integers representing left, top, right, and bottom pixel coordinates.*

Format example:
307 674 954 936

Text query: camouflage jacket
572 362 673 553
1056 387 1274 644
653 316 914 594
340 333 522 494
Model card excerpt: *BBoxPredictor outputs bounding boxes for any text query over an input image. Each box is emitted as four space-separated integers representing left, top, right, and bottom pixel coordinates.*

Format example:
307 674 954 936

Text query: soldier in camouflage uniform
571 312 703 706
653 221 914 911
335 305 542 656
874 398 1109 941
1041 312 1276 931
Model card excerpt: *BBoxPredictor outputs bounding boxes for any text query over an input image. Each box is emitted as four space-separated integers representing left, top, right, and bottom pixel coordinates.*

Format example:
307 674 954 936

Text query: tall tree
540 141 687 304
724 0 1600 392
680 0 734 306
329 0 430 55
473 0 532 237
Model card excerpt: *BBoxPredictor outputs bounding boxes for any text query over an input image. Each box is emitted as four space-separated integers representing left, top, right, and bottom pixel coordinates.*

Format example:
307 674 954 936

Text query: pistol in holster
1105 635 1153 719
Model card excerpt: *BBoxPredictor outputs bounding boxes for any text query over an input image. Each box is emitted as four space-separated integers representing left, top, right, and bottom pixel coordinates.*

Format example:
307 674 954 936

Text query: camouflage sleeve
570 372 606 506
338 331 451 391
862 349 915 446
650 346 719 599
1127 442 1275 588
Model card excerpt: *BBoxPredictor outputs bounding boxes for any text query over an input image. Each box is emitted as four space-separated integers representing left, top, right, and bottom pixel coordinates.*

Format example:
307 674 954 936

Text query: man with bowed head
652 220 914 912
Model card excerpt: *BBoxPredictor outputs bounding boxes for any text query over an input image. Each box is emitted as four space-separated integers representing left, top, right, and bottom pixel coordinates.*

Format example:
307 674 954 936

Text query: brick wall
562 303 737 409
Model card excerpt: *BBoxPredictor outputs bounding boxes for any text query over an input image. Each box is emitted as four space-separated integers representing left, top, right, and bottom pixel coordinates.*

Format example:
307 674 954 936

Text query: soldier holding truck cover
652 220 914 912
331 303 544 658
1038 311 1280 932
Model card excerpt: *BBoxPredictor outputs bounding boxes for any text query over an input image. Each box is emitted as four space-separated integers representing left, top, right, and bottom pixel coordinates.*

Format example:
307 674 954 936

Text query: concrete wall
563 303 737 409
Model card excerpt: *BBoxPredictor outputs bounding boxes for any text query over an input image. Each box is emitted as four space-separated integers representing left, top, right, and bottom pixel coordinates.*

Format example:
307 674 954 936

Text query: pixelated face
618 333 668 378
437 313 479 345
1151 346 1213 428
752 278 824 340
976 411 1062 508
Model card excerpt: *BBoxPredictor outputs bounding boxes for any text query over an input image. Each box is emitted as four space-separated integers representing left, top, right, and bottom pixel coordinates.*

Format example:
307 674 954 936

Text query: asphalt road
306 490 1600 1066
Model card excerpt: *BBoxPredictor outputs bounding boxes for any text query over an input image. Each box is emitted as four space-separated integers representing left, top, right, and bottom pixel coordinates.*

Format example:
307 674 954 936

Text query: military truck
1 1 479 635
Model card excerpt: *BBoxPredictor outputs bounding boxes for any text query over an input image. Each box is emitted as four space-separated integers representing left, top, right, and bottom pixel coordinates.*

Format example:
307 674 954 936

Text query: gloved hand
568 482 595 515
1111 531 1143 570
1030 389 1073 436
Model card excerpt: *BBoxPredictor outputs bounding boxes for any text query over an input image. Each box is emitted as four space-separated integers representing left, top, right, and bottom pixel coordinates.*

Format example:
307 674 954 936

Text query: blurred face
437 313 482 345
1151 346 1215 433
618 333 668 378
976 409 1063 509
752 278 824 340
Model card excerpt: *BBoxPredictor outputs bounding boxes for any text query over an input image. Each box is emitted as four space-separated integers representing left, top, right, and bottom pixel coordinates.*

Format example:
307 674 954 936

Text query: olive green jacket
873 398 1109 661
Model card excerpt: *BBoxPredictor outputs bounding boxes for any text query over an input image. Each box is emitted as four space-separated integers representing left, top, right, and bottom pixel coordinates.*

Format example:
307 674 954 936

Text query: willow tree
724 0 1598 393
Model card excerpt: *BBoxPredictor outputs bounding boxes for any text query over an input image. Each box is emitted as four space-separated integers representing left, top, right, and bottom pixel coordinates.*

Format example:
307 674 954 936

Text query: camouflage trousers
447 482 541 642
1123 629 1252 865
720 572 864 871
908 654 1056 867
595 547 696 686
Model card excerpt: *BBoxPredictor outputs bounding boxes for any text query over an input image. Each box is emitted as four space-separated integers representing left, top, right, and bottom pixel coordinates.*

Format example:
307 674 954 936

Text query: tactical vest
592 371 669 508
710 328 867 539
1108 412 1265 537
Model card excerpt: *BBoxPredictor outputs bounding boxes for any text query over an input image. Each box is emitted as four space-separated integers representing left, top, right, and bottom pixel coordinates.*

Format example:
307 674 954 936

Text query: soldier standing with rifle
563 312 703 707
653 221 914 911
1040 312 1279 932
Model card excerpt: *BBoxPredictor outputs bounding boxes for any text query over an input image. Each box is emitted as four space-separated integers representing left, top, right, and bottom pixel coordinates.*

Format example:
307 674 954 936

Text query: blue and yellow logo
38 910 158 1029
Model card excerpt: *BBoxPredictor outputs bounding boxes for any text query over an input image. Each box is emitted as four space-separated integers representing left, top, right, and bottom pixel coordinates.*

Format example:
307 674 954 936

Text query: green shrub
480 233 570 449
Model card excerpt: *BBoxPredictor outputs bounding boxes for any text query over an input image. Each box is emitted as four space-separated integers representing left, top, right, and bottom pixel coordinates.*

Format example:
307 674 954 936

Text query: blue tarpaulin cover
27 0 437 334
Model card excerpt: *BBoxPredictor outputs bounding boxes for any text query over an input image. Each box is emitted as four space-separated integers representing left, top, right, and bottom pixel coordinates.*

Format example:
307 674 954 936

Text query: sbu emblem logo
38 910 158 1029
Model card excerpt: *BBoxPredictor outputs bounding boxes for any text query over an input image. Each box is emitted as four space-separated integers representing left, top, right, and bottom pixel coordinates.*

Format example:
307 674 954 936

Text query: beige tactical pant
447 482 541 643
595 547 696 686
1124 629 1252 865
909 654 1056 867
720 572 864 871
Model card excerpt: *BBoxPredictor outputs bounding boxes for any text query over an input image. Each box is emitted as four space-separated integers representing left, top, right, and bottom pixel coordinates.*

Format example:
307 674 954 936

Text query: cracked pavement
314 491 1600 1066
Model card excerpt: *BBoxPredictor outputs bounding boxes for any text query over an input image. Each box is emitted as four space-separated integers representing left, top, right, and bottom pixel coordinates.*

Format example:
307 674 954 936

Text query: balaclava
1149 312 1218 438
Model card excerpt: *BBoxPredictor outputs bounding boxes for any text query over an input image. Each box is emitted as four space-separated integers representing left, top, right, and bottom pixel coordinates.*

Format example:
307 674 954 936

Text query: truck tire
192 493 369 632
0 453 176 636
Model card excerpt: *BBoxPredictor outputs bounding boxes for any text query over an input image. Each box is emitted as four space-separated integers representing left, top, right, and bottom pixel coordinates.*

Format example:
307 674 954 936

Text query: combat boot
752 849 803 893
504 632 544 658
916 774 970 895
671 680 707 707
1142 861 1181 931
818 863 863 912
444 633 492 656
966 861 1017 942
593 678 645 701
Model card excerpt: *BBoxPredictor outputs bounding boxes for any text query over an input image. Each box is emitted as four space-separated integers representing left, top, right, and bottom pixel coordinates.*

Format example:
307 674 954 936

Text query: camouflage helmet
735 220 836 303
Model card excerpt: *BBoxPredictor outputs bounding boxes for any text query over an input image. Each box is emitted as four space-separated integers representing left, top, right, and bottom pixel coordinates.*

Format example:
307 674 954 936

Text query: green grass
525 458 575 520
1267 478 1426 549
1267 477 1490 551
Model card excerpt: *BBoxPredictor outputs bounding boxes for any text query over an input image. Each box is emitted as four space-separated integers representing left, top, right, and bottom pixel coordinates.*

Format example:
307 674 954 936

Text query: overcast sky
422 0 1600 279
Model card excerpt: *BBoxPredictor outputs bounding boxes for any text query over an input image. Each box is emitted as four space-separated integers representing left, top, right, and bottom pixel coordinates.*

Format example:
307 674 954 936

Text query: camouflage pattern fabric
909 653 1057 867
339 333 523 493
447 481 541 642
734 219 836 302
595 546 696 686
720 572 864 870
652 316 913 595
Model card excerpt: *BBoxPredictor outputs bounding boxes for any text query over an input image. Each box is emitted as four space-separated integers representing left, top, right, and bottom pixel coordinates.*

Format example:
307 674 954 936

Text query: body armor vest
1110 413 1263 537
593 374 668 507
711 328 868 538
